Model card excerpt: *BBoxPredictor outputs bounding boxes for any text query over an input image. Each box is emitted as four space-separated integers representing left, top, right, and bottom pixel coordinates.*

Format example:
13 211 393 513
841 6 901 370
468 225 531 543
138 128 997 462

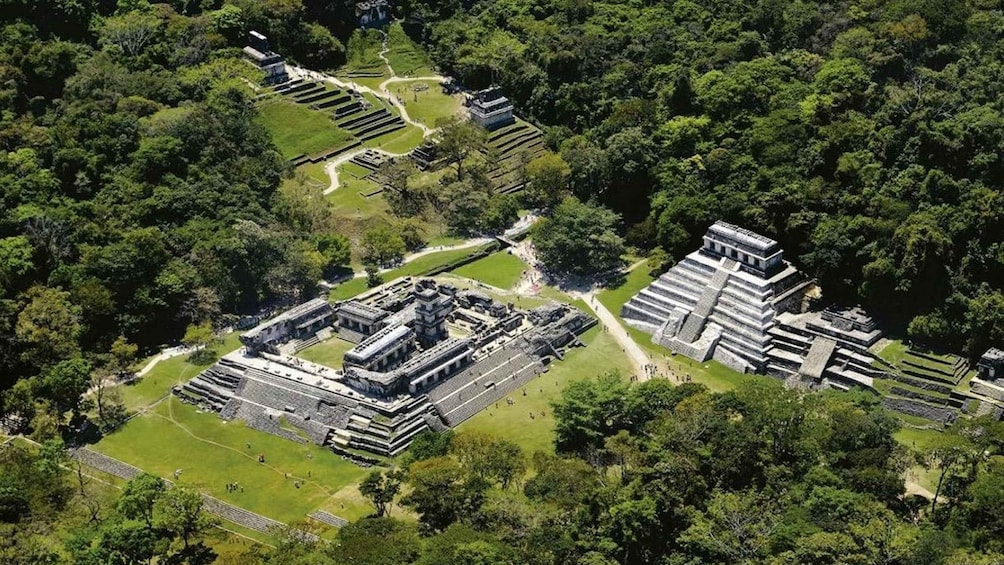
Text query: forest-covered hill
401 0 1004 357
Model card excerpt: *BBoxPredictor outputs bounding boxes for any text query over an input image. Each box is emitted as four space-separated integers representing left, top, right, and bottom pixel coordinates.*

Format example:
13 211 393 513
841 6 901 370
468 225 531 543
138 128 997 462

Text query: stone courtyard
176 276 594 457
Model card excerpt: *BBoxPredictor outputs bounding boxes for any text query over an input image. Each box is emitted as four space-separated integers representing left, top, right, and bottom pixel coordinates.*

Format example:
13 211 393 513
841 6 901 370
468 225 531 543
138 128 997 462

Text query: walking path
583 294 651 379
287 29 450 196
507 239 652 378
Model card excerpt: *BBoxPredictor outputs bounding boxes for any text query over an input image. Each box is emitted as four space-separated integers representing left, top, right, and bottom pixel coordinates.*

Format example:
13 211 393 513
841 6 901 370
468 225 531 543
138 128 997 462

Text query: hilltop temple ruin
242 31 288 85
467 86 516 131
175 278 594 457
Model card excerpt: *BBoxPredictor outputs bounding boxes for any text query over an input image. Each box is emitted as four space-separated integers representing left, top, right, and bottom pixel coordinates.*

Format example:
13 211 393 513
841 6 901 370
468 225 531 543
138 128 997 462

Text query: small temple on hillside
467 86 516 131
356 0 390 28
242 31 288 84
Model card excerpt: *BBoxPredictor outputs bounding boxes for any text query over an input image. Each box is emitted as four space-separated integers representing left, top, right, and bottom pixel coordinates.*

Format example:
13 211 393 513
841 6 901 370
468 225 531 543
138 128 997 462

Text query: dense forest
0 0 359 426
400 0 1004 357
5 0 1004 562
243 377 1004 564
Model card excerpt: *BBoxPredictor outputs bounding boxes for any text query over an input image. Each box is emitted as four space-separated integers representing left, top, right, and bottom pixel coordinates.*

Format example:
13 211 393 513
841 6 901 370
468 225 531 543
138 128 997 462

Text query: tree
299 23 344 69
381 160 422 217
91 373 127 432
0 236 33 294
551 370 629 455
15 285 82 367
330 517 420 565
359 469 405 517
107 335 138 375
98 10 163 57
95 521 158 565
361 225 406 268
364 265 383 288
450 432 526 489
406 430 453 463
40 358 92 419
524 152 571 209
182 321 217 363
532 197 625 275
154 486 218 551
314 233 352 277
401 456 488 534
118 473 165 529
680 490 780 564
435 117 488 180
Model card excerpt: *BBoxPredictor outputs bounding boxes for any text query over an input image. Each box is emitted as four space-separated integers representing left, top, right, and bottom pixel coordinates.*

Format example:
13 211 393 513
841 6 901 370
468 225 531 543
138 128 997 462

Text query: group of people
226 482 244 493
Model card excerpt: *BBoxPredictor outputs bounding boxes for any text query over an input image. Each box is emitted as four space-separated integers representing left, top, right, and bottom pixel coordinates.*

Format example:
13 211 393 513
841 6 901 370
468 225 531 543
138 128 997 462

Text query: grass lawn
297 337 356 369
362 122 426 153
458 326 632 455
329 245 496 301
296 161 329 186
118 333 244 413
327 171 387 218
450 251 526 290
396 80 462 127
256 100 354 159
597 261 654 316
386 23 434 77
895 425 945 493
95 396 371 535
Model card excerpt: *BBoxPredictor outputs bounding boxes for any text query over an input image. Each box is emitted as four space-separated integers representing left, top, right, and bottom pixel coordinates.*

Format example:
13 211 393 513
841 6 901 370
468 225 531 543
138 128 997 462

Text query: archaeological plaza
175 278 594 458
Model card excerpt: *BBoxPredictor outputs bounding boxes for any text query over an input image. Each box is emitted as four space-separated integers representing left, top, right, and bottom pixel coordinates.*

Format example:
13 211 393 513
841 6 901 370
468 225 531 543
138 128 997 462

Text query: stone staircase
676 263 733 343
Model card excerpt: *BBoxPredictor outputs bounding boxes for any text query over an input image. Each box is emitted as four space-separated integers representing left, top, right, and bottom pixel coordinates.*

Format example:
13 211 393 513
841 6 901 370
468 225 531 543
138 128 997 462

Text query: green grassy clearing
386 23 434 76
450 251 527 290
458 326 632 455
256 100 354 159
597 261 654 315
118 333 244 413
329 245 496 301
895 426 946 493
363 123 426 153
297 337 356 368
296 161 329 186
396 80 462 127
95 396 370 535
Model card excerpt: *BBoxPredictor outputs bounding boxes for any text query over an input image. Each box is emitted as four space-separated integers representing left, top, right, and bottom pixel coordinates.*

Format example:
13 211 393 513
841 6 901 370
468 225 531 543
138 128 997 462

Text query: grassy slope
450 251 527 290
386 23 434 76
119 333 244 413
458 326 631 455
256 100 354 159
329 245 496 301
95 396 371 533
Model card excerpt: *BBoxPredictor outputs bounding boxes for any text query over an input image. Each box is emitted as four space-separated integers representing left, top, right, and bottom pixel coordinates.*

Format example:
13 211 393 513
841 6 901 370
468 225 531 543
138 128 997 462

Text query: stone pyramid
622 221 813 373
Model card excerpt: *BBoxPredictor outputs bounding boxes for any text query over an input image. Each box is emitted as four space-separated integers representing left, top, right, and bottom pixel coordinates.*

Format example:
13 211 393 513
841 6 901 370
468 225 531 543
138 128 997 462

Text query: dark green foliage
532 197 625 275
405 0 1004 353
330 517 420 565
0 1 353 438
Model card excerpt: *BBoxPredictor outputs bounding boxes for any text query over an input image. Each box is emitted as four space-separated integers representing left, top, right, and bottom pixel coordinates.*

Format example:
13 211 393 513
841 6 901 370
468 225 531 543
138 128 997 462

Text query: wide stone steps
308 510 348 528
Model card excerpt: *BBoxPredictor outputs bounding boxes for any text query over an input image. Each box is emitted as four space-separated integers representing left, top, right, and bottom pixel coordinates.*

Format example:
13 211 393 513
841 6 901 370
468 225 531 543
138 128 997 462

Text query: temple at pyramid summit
623 221 891 391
